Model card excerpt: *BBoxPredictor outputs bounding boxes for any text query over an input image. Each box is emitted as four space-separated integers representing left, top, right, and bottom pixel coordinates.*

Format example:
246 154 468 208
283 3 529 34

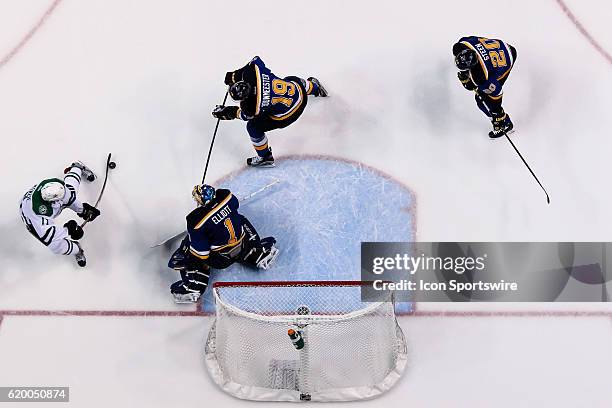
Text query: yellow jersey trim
497 68 511 82
270 82 303 121
461 41 488 81
254 64 262 117
189 248 210 260
211 231 245 252
194 194 233 230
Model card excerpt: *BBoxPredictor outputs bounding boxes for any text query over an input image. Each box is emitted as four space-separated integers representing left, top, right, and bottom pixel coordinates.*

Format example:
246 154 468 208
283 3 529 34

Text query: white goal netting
204 281 407 402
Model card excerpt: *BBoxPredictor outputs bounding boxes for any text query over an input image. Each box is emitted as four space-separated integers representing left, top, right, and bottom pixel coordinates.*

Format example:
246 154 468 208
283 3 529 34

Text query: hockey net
205 281 407 402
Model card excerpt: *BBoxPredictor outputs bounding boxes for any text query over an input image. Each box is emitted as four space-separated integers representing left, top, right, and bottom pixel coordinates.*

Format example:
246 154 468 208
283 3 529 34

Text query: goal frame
205 280 407 402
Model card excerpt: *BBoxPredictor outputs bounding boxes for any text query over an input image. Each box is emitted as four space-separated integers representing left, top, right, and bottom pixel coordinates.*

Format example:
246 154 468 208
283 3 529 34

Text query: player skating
168 184 279 303
212 56 328 167
19 161 101 267
453 36 517 138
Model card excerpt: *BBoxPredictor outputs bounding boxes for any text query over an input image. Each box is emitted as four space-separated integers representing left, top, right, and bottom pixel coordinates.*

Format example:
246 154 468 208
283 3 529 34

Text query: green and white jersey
19 177 84 250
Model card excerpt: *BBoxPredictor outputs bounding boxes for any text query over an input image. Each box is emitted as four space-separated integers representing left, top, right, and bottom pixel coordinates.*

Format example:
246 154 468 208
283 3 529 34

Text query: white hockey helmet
40 181 65 202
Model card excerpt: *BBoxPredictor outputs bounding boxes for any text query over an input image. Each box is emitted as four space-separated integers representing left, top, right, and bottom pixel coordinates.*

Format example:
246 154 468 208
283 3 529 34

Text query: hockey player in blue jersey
453 36 517 138
167 184 279 303
212 56 328 167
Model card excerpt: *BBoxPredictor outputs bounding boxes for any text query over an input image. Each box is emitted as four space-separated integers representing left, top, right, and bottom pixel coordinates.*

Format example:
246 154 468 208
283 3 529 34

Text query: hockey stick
504 132 550 204
239 179 280 201
202 89 229 184
150 179 281 248
81 153 115 228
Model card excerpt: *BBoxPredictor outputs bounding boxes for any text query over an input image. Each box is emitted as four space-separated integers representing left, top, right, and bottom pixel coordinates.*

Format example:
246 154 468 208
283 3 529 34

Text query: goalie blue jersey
186 189 245 260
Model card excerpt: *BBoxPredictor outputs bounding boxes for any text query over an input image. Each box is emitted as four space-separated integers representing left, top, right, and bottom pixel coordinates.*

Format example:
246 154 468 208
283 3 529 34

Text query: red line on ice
411 310 612 318
0 309 610 320
0 0 63 70
555 0 612 66
0 310 206 317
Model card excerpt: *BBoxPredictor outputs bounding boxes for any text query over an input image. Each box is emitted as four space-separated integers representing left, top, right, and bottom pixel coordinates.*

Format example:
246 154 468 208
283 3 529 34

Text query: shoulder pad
186 206 207 230
215 189 231 200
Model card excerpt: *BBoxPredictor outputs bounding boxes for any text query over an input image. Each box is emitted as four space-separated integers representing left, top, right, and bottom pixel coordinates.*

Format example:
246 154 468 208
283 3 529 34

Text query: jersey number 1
224 219 238 244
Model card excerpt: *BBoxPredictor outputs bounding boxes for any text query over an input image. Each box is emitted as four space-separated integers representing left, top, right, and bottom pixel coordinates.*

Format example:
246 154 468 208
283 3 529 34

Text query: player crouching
19 161 101 267
453 36 517 138
168 184 279 303
212 56 328 168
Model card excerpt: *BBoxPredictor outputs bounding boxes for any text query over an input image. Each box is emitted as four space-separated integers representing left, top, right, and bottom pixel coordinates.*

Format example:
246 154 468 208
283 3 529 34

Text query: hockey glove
458 71 477 91
78 202 100 222
64 220 84 240
212 105 239 120
224 71 236 86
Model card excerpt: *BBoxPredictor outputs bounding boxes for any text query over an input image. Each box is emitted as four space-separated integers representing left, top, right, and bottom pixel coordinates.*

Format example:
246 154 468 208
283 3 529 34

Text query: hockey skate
308 77 328 97
170 281 201 304
65 161 97 182
74 243 87 267
489 114 514 139
247 153 275 168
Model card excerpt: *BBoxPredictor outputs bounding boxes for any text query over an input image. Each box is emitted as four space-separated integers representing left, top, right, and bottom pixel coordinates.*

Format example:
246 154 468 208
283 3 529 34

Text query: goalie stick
81 153 115 228
151 179 281 248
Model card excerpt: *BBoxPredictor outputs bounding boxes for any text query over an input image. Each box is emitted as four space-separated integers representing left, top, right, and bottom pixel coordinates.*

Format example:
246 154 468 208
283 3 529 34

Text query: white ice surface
1 315 611 408
0 0 611 406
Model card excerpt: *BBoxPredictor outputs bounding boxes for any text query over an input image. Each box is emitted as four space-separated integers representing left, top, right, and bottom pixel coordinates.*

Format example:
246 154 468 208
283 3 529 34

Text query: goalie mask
193 184 216 207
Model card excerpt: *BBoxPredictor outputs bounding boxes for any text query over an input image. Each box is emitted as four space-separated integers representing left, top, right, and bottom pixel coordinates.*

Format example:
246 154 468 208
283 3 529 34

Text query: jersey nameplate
474 42 489 61
211 205 232 225
261 73 271 108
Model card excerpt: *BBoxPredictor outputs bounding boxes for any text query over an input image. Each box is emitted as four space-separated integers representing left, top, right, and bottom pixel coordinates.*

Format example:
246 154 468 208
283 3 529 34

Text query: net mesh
205 281 407 402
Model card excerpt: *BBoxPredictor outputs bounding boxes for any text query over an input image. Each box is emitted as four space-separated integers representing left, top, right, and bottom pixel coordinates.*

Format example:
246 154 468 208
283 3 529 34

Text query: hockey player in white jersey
19 161 101 267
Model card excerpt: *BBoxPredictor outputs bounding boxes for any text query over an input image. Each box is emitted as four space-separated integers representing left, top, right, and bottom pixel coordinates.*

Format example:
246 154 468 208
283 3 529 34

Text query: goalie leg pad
257 245 279 270
240 237 279 270
170 267 210 304
168 236 191 270
170 280 198 303
241 215 262 246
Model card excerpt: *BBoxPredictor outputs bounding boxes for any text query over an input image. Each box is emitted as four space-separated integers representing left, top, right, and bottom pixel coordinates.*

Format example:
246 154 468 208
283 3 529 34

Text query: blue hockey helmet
455 48 478 70
192 184 215 206
229 81 251 101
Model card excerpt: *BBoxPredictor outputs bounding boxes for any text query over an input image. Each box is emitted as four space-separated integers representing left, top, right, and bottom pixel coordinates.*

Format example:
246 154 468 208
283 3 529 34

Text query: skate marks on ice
198 155 416 314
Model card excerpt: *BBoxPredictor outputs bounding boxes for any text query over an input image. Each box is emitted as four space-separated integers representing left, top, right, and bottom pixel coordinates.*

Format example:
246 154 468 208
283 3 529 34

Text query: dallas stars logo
39 205 47 214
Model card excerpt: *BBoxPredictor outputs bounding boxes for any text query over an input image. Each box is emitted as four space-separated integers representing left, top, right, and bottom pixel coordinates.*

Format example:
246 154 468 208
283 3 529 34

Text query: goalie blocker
168 185 279 303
